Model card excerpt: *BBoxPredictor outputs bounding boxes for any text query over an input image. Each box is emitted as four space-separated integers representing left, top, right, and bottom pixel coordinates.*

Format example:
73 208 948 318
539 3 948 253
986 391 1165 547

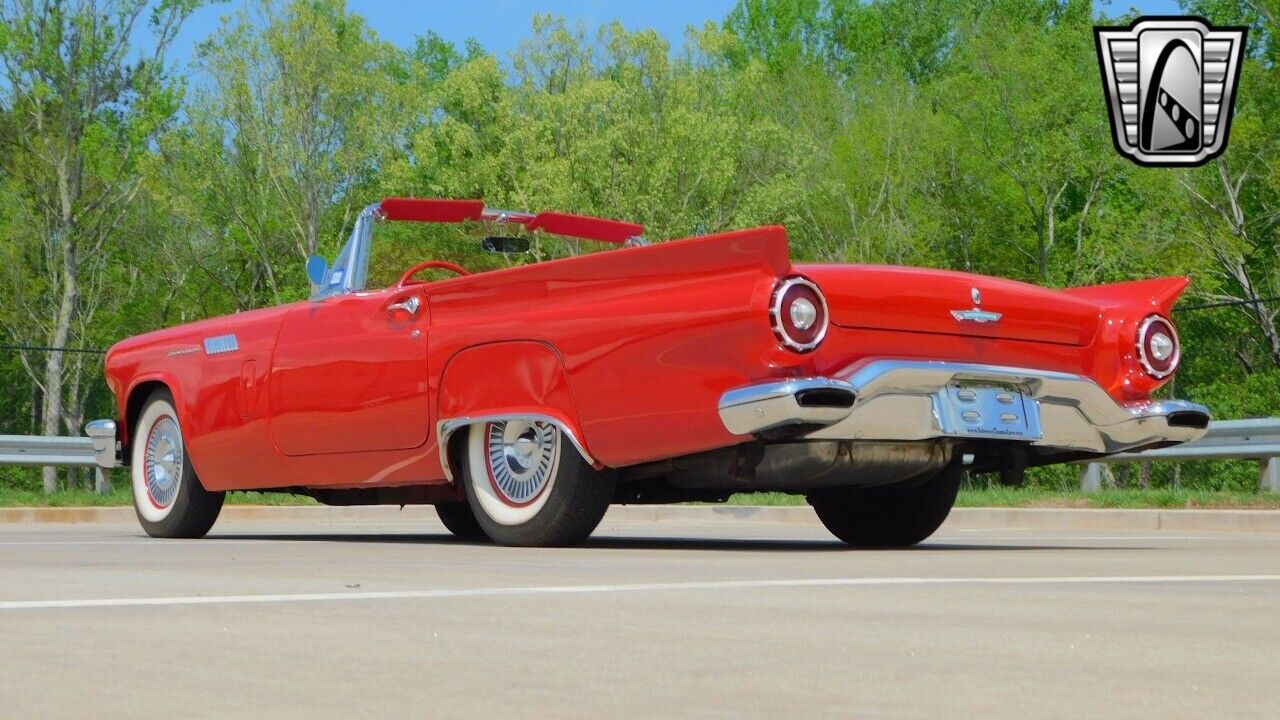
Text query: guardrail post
94 467 112 495
1079 463 1103 491
1262 458 1280 492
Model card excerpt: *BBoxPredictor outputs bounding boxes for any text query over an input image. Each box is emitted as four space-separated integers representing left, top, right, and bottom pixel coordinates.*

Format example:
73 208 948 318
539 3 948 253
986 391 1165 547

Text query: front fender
119 371 187 448
435 341 594 479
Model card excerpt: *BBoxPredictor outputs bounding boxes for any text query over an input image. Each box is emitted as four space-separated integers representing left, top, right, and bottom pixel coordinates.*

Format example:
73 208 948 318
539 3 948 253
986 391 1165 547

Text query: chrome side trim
436 414 596 482
718 377 856 435
84 419 119 469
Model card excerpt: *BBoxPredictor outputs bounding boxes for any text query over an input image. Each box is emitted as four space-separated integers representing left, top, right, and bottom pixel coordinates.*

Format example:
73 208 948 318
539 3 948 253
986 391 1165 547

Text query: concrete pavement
1 512 1278 719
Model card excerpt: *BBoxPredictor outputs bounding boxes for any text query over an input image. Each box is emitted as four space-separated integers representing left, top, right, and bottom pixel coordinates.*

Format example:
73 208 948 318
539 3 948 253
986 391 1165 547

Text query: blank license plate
937 386 1042 440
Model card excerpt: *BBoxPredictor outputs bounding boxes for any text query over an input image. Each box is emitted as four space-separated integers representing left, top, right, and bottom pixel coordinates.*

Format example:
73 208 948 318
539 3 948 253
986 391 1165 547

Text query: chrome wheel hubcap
486 420 558 505
145 417 182 509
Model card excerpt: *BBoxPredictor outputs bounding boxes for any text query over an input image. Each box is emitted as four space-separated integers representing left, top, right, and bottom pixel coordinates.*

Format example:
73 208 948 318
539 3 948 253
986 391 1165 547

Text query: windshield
311 199 647 299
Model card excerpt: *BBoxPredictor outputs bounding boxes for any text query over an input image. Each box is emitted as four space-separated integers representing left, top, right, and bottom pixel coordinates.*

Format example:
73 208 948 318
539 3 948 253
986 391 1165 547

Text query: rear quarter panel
425 226 795 468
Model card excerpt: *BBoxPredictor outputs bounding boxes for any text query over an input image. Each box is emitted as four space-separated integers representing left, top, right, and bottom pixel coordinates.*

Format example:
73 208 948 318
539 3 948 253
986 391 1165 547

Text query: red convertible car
87 197 1209 546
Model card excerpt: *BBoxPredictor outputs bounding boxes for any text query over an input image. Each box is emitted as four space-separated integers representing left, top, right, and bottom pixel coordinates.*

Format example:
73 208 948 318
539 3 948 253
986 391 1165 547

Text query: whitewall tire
459 419 614 546
131 390 224 538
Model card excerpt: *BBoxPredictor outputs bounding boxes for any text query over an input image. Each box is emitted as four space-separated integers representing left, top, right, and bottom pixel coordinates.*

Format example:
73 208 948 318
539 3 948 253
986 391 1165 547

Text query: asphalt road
2 512 1278 719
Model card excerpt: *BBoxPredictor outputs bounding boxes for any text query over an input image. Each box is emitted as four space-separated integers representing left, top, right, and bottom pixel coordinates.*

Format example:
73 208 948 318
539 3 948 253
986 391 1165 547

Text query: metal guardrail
0 435 99 467
2 419 1279 494
1078 418 1280 491
0 433 113 493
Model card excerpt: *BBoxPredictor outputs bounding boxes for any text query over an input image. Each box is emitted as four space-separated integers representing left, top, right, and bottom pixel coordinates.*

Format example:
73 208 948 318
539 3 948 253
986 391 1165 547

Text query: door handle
387 296 420 317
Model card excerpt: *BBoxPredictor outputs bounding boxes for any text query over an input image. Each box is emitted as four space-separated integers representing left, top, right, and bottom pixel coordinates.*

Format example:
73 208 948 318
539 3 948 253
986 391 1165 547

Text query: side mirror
306 255 330 288
482 236 531 254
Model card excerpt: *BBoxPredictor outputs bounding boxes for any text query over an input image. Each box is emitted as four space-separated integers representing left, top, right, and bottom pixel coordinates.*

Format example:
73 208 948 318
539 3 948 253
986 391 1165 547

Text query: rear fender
435 341 593 481
1062 276 1190 315
1065 277 1192 400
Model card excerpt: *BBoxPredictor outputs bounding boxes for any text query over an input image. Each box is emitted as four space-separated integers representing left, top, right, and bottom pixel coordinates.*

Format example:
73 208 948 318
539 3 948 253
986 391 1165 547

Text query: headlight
770 276 828 353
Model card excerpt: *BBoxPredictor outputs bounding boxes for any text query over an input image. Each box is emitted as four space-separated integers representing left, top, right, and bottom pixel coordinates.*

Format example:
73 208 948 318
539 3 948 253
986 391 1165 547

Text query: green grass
953 487 1280 509
0 486 136 507
0 486 316 508
725 488 1280 509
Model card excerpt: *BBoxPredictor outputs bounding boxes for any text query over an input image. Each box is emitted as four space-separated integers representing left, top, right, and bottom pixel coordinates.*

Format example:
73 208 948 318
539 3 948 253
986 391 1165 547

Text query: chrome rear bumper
717 360 1210 455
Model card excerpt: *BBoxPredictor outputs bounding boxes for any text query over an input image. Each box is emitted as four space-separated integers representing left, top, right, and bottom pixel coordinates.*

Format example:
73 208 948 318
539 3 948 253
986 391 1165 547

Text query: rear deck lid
797 264 1102 347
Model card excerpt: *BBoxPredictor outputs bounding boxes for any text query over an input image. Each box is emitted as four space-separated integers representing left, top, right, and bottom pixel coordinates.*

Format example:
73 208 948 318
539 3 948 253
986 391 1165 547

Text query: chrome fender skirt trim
437 414 595 483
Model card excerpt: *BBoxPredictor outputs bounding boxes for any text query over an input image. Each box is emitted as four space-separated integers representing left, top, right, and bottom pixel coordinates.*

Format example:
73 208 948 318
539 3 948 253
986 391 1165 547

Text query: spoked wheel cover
132 398 188 525
485 420 559 506
468 420 562 526
144 416 183 510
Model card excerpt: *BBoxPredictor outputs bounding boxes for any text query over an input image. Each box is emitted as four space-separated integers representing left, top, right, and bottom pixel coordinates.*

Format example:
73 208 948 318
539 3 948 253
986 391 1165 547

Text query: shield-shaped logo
1095 17 1247 167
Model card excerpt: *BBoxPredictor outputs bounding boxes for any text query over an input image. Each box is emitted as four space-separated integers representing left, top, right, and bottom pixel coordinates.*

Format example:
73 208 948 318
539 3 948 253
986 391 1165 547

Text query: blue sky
165 0 1185 72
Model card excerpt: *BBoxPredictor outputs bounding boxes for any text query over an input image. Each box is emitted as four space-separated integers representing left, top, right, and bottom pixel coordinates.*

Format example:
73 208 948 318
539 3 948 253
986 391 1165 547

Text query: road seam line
4 574 1280 611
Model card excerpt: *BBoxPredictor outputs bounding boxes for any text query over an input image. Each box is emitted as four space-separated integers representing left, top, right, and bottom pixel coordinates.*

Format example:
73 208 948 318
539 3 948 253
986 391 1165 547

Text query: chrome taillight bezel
770 276 829 353
1136 314 1180 379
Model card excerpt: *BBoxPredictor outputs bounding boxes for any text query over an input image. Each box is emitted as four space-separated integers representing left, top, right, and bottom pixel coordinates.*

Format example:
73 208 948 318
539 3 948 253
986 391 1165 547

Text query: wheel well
445 425 471 482
124 380 169 452
438 416 599 483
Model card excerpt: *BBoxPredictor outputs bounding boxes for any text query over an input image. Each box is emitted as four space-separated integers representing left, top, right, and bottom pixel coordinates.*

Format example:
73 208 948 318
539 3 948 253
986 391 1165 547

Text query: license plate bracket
935 385 1043 441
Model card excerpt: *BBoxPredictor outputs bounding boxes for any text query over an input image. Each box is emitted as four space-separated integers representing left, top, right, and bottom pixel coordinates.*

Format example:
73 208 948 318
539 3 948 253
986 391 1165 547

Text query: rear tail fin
1062 277 1190 316
1066 277 1191 400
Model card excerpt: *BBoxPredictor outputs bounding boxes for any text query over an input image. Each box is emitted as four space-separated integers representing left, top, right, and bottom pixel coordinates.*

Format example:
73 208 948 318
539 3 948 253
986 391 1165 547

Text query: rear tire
433 501 486 540
807 466 962 547
459 420 614 547
130 390 224 539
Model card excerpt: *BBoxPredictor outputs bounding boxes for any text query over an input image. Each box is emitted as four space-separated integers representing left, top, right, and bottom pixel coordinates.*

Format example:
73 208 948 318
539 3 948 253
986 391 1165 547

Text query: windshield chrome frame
311 202 382 301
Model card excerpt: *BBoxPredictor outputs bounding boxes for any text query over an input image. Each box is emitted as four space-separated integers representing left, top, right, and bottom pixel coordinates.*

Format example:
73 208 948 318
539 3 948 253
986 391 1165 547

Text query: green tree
0 0 198 491
180 0 406 307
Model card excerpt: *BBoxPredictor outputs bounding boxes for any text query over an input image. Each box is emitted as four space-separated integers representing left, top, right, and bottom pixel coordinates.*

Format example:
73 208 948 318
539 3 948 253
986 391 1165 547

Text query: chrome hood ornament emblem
951 287 1002 324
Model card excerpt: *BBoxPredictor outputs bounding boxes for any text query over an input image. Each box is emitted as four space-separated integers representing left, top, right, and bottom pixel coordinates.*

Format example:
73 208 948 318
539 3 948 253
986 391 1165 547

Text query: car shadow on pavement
202 533 1139 552
581 537 1138 552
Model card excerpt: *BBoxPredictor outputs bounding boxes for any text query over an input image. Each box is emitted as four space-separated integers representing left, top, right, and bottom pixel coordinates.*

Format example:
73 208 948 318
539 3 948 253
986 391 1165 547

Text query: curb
1 504 1278 533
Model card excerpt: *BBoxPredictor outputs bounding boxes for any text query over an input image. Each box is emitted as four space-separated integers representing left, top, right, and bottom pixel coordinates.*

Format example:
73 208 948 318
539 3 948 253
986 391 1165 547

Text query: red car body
96 197 1208 522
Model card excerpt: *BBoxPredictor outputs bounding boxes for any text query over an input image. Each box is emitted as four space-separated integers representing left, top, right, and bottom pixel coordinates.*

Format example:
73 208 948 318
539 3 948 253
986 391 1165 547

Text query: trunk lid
797 264 1102 347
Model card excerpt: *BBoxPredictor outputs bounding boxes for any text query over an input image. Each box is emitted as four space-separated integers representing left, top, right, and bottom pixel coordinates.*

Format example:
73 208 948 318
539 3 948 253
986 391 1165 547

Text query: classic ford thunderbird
85 197 1210 546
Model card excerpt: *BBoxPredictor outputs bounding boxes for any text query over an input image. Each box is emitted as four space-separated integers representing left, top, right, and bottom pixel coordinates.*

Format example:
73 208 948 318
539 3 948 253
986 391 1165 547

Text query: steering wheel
397 260 471 287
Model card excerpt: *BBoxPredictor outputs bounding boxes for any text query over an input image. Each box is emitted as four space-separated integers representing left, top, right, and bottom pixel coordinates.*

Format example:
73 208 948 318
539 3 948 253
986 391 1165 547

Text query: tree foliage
2 0 1280 492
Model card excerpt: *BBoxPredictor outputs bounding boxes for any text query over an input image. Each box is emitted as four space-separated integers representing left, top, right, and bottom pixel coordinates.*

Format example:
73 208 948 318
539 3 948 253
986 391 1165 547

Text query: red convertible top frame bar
378 197 646 245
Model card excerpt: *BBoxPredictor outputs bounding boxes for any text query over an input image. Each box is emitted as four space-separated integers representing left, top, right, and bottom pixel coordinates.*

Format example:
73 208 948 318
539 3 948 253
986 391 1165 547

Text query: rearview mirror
306 255 329 287
482 236 530 254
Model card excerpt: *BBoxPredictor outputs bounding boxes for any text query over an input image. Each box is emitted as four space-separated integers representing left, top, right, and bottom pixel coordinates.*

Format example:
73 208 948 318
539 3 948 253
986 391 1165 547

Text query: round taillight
770 276 828 352
1136 315 1179 378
